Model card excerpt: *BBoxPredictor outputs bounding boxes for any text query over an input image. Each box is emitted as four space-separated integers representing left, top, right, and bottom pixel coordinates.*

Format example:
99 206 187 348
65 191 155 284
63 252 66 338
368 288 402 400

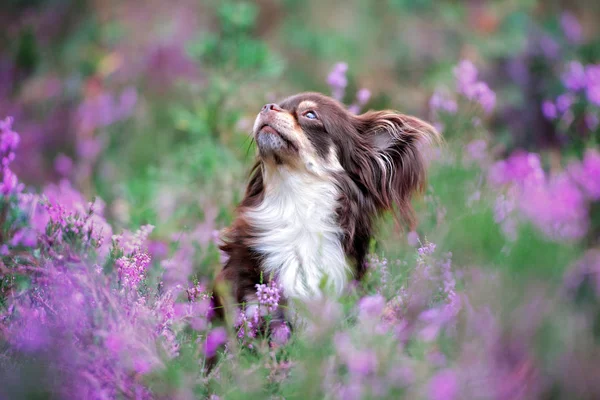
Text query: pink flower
117 252 151 291
256 280 282 312
454 61 495 114
272 323 291 346
428 369 459 400
541 101 557 120
464 139 488 164
570 149 600 200
204 327 227 357
560 12 583 44
407 231 420 247
54 154 73 176
585 64 600 106
488 151 545 186
561 61 587 91
358 294 386 319
327 62 349 101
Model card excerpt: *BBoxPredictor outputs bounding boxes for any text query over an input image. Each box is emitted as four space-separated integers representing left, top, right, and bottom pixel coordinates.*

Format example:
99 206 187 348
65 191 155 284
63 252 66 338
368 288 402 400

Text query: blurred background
2 1 600 398
3 0 600 262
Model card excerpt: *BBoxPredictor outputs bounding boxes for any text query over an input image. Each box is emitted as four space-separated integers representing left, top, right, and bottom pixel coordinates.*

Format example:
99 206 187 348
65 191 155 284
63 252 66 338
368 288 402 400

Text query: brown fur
212 92 439 321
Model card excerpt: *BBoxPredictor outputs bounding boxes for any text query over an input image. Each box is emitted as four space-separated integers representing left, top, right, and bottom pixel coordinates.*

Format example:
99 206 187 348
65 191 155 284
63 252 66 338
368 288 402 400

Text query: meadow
1 1 600 399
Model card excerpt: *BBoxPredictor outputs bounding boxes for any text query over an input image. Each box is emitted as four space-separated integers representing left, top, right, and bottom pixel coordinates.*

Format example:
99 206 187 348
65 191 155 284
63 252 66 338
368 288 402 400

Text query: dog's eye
303 110 318 120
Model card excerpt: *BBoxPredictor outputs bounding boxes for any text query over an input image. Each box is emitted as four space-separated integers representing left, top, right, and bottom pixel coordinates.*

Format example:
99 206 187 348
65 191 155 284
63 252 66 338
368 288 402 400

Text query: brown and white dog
213 92 439 323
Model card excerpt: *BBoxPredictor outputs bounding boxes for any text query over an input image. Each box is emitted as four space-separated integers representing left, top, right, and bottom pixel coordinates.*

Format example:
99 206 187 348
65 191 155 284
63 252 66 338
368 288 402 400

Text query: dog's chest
246 172 349 300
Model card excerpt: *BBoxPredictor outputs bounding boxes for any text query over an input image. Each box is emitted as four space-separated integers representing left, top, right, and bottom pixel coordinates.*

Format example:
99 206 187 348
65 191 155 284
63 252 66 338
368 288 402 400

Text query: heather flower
116 252 151 291
569 149 600 200
407 231 420 247
585 113 599 131
0 116 22 195
186 282 211 302
454 60 495 114
327 62 349 101
357 294 386 320
76 87 138 132
488 151 545 186
356 88 371 105
348 88 372 114
428 369 459 400
334 332 378 377
454 60 478 90
469 82 496 114
555 93 575 113
205 327 228 357
54 153 73 176
541 101 557 120
256 280 283 313
271 322 291 346
585 64 600 106
235 307 260 342
429 89 458 114
519 173 588 240
418 241 436 257
1 167 18 195
560 12 583 44
464 139 488 165
561 61 587 91
539 35 559 59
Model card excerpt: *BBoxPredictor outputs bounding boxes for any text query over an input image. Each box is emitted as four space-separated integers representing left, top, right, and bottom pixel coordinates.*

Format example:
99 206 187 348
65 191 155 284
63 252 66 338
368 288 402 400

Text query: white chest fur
246 167 349 300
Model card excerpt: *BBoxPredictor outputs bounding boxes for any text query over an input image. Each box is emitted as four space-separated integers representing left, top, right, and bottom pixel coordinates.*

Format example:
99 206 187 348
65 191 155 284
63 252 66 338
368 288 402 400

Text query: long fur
213 92 439 323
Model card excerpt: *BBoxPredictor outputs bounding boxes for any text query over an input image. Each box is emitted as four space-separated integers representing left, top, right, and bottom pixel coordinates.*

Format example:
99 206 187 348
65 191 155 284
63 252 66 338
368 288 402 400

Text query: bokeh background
2 1 600 399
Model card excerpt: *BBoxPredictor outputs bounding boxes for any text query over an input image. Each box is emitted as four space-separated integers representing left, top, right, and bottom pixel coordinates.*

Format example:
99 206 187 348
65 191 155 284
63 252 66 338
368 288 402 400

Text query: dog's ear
352 111 440 229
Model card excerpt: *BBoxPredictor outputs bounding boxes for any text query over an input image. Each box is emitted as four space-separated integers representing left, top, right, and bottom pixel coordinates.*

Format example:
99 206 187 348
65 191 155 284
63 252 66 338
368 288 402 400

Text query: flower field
1 1 600 399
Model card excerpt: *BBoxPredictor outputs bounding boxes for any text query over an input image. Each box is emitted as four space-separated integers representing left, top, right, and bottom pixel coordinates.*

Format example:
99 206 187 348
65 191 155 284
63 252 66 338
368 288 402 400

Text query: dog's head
252 92 440 228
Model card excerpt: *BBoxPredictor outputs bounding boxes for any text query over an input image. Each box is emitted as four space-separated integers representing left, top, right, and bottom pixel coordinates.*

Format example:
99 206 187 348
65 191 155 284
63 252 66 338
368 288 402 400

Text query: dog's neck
245 163 350 300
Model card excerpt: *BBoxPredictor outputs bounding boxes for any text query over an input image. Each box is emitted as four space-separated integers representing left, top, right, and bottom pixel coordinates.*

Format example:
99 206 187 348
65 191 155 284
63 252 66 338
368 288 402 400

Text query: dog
213 91 439 325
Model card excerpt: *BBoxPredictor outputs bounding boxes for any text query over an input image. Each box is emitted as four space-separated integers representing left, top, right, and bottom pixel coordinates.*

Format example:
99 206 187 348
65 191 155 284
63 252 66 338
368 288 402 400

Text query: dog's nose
261 103 282 113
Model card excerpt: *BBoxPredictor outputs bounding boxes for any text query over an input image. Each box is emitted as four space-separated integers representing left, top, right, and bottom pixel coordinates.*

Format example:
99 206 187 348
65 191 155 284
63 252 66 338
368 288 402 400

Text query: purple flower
570 149 600 200
76 87 137 132
471 82 496 114
542 101 557 120
520 173 588 241
204 327 227 357
0 116 22 195
464 139 488 165
488 151 545 186
428 369 459 400
327 62 349 101
54 154 73 177
429 90 458 114
418 241 437 257
346 349 378 376
454 60 478 90
348 89 372 114
1 167 18 195
358 294 386 319
348 104 361 115
116 252 151 291
561 61 587 91
585 64 600 106
272 322 291 346
539 35 559 59
560 12 583 44
555 93 575 113
356 88 371 105
407 231 420 247
454 61 495 114
256 280 282 313
585 113 599 131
